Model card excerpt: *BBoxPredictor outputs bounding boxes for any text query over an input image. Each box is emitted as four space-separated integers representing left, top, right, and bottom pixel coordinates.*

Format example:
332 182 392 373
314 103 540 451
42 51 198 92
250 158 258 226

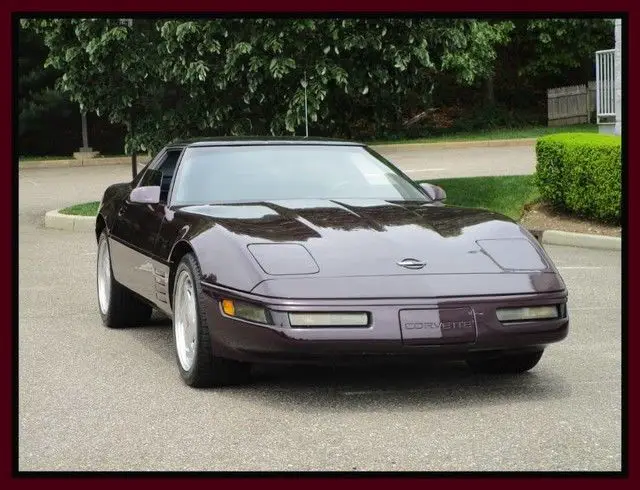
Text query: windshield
171 145 428 205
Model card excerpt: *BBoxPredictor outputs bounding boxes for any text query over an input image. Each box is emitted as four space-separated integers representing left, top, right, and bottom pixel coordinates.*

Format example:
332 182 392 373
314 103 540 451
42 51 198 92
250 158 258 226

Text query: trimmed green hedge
535 133 621 224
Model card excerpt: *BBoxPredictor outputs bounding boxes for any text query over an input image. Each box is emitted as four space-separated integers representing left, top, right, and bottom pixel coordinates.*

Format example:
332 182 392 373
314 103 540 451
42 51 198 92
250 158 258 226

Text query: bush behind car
535 133 621 224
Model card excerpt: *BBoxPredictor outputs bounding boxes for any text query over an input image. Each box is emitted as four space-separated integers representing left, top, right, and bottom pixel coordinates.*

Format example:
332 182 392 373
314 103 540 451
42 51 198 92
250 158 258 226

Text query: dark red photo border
3 0 633 487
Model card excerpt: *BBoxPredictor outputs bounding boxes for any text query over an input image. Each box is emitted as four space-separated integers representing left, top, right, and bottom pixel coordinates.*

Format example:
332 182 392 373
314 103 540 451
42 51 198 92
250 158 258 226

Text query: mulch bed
519 202 621 237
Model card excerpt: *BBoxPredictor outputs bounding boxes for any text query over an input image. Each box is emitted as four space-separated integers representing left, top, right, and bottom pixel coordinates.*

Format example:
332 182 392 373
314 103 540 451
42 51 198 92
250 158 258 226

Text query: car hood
177 199 564 297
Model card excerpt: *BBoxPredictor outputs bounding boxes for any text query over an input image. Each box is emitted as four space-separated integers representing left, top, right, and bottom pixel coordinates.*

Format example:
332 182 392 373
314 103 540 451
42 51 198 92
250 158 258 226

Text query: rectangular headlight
496 305 560 323
221 299 270 324
288 312 369 327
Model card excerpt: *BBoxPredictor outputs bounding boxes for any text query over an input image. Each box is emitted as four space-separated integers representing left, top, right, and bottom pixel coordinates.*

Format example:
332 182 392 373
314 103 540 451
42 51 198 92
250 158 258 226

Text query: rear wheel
466 349 544 374
172 253 251 387
96 231 152 328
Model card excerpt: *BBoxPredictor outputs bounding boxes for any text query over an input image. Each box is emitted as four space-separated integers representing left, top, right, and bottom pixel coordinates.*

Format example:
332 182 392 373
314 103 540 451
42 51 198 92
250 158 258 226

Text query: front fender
97 182 131 234
188 228 266 291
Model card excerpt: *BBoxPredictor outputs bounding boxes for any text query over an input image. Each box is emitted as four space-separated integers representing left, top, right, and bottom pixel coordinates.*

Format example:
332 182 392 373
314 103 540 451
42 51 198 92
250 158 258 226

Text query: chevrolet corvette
96 138 569 387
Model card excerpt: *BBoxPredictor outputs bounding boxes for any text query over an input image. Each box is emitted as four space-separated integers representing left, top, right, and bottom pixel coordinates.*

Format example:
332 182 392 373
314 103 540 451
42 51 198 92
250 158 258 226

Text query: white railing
596 49 615 121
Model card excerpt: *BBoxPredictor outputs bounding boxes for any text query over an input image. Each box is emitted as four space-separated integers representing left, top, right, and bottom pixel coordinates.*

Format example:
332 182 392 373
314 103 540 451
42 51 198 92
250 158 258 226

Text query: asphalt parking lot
18 150 621 471
379 144 537 180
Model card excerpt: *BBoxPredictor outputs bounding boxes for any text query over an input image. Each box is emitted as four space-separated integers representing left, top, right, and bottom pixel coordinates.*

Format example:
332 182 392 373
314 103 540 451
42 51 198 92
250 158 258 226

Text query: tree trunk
131 152 137 179
81 111 89 149
484 74 495 106
130 112 137 179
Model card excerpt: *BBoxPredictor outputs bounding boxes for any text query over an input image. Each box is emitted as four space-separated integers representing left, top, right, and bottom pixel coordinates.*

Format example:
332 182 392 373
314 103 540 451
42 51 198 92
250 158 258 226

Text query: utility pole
304 71 309 138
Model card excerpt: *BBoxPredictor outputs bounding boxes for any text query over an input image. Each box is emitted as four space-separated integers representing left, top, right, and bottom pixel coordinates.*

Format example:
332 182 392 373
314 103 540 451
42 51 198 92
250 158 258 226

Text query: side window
138 168 163 187
132 150 166 187
135 149 183 203
156 149 182 203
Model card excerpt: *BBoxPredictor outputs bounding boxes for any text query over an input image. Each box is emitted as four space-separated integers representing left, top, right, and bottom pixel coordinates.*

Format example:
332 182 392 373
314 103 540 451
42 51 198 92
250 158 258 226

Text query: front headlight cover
477 238 549 271
496 305 560 323
288 312 369 327
248 243 319 275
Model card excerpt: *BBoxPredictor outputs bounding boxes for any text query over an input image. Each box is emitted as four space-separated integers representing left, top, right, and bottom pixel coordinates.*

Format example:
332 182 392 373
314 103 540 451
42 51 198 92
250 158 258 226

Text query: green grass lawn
19 156 75 162
370 124 597 146
425 175 540 221
59 201 100 216
59 175 539 220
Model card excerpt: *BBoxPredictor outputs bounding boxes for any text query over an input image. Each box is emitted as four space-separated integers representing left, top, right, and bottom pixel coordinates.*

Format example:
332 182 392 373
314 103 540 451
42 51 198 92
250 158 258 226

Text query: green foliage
17 25 77 150
535 133 621 224
518 19 614 78
445 104 541 133
485 19 614 116
23 18 513 152
20 18 614 151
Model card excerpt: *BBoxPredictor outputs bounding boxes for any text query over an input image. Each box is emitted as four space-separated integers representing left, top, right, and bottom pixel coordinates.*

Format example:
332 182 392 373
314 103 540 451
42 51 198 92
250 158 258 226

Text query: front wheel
466 349 544 374
96 231 152 328
172 253 251 387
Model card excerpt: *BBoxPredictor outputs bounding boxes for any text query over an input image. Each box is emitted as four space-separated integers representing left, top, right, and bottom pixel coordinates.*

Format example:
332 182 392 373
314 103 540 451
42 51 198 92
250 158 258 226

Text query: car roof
169 136 365 148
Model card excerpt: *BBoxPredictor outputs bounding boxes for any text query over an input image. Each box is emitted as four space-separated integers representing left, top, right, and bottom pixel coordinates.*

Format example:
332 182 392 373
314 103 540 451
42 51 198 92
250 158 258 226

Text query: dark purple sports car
96 138 569 387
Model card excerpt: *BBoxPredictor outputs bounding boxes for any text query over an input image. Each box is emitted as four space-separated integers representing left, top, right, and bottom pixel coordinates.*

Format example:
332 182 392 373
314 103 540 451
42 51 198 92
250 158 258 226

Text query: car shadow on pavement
122 313 571 411
224 360 571 412
122 313 175 364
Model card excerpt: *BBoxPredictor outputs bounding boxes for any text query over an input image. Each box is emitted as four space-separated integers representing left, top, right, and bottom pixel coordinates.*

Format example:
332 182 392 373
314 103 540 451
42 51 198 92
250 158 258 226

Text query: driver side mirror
130 185 161 204
420 183 447 202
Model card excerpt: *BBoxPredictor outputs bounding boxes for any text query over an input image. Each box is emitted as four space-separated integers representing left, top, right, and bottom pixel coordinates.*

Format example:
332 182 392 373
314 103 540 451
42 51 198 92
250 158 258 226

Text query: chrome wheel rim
174 270 198 371
97 239 111 315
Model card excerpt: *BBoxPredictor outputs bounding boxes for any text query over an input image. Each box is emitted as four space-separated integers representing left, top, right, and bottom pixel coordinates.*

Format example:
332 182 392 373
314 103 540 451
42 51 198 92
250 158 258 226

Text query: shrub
535 133 621 224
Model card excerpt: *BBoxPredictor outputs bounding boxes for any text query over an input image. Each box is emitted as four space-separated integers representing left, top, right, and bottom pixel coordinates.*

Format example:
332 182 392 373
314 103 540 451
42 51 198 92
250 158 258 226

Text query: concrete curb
371 138 536 152
540 229 621 251
19 157 151 170
44 210 96 233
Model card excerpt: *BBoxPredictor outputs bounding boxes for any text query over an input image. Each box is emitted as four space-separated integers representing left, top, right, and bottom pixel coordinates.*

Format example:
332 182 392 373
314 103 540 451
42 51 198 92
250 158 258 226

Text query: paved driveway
18 152 621 471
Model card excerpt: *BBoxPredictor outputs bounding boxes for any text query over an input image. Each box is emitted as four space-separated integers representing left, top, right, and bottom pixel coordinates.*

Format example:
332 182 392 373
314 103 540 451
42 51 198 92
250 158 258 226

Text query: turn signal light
220 298 269 324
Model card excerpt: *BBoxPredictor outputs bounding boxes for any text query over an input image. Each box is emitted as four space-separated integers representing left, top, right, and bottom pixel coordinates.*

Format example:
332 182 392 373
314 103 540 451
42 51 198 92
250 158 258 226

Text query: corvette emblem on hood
396 258 427 270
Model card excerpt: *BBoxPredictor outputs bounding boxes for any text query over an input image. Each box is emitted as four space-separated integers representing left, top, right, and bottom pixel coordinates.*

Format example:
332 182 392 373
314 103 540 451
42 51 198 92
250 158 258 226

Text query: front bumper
201 284 569 364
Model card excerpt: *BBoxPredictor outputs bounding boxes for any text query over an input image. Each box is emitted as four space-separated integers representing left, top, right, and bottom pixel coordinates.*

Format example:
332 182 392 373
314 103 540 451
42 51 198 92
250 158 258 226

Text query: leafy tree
490 18 614 110
432 18 615 128
516 19 615 78
17 25 78 155
24 18 512 151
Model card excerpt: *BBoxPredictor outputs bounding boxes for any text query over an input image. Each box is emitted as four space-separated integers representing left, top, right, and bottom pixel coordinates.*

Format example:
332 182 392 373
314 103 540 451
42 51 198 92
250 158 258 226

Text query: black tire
172 253 251 388
466 349 544 374
97 232 152 328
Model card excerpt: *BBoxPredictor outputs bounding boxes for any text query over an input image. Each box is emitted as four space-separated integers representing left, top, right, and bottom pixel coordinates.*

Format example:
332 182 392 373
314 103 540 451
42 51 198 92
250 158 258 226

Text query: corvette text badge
400 307 477 344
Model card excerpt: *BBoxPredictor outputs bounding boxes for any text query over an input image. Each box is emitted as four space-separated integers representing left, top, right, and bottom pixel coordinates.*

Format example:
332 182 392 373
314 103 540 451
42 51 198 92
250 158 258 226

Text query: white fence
596 49 615 122
547 82 596 126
